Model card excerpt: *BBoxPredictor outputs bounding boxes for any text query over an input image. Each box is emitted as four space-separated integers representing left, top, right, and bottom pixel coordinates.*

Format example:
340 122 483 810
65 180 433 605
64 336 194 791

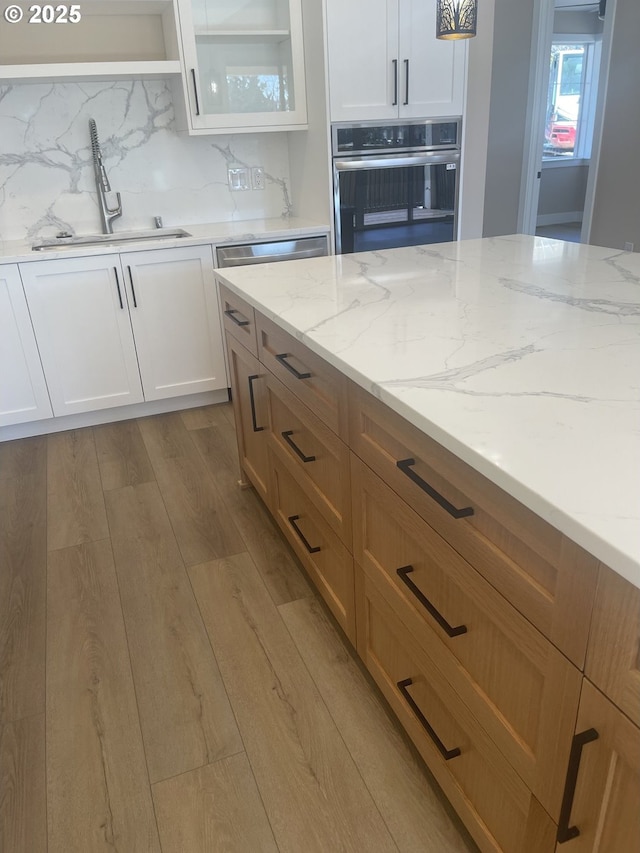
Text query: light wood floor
0 403 477 853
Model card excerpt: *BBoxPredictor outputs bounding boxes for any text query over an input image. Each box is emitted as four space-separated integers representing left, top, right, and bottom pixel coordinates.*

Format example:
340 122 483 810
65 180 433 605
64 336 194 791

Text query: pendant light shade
436 0 478 40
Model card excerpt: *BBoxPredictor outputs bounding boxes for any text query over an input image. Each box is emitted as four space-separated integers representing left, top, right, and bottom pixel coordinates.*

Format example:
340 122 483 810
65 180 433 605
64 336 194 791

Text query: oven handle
334 152 460 171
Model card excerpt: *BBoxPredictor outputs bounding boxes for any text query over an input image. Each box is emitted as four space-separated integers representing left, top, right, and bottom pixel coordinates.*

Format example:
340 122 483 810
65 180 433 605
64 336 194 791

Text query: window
543 38 601 162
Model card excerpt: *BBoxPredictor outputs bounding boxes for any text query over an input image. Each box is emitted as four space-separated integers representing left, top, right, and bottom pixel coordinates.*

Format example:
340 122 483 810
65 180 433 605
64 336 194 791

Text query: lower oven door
333 151 460 254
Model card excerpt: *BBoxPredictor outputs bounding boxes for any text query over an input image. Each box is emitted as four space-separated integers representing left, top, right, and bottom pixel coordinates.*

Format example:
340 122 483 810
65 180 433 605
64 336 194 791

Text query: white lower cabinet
0 264 53 427
19 245 227 418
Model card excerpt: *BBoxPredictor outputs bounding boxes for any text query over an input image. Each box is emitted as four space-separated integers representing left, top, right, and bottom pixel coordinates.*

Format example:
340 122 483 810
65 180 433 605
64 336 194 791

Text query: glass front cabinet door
176 0 308 133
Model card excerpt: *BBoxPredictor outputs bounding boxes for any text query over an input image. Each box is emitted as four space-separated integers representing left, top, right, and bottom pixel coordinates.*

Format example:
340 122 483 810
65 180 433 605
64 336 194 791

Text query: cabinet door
555 680 640 852
0 264 52 427
326 0 400 122
399 0 466 119
20 257 143 417
226 335 269 504
176 0 308 132
121 246 227 402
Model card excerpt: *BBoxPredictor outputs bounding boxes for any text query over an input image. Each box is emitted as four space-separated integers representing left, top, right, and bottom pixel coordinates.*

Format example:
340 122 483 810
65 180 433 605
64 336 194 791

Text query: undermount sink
32 228 191 251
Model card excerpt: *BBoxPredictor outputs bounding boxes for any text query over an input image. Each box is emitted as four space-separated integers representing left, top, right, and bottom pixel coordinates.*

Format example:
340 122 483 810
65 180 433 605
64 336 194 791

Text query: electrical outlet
624 241 634 252
251 167 265 191
228 167 250 191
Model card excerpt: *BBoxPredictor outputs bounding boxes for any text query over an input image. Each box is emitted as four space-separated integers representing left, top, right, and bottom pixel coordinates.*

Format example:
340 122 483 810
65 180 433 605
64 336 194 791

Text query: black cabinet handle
190 68 201 116
556 728 599 843
247 374 265 433
397 566 467 638
397 678 461 761
224 308 250 327
275 353 311 380
127 265 137 308
282 430 316 463
396 458 474 519
114 267 123 310
403 59 409 105
288 515 321 553
392 59 398 106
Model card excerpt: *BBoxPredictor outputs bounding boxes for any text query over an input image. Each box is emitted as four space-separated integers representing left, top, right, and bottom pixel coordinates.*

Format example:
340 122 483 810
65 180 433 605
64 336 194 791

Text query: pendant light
436 0 478 40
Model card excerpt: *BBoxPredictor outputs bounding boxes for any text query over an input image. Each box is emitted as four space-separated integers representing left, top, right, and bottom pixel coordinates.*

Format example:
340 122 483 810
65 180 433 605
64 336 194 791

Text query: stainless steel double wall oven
332 118 461 254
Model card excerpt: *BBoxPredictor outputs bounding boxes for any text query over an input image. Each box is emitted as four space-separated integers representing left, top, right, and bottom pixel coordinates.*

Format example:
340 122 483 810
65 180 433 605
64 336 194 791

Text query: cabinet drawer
586 565 640 725
349 383 598 667
266 371 351 548
269 450 355 643
219 283 258 356
257 314 349 440
352 455 581 820
355 566 557 853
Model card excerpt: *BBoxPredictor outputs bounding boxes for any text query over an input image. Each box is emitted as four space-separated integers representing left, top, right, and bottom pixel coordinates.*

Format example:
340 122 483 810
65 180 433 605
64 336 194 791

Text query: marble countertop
0 217 330 264
216 234 640 590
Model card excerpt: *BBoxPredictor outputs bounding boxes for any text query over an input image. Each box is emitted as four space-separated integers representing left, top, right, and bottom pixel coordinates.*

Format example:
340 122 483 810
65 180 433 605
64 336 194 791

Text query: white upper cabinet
326 0 466 122
174 0 308 133
0 264 52 427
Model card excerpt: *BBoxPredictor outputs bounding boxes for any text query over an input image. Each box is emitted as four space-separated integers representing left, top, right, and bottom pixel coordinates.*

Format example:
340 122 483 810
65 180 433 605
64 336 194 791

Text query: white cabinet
0 264 52 427
20 256 145 417
121 245 227 401
19 245 227 419
174 0 308 133
326 0 466 122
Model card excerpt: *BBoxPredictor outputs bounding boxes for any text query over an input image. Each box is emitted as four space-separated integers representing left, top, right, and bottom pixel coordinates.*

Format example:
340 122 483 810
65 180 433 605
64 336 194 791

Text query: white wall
0 80 292 242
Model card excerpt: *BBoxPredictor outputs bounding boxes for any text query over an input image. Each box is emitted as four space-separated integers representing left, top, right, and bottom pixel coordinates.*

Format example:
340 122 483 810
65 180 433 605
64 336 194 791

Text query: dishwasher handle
218 248 327 267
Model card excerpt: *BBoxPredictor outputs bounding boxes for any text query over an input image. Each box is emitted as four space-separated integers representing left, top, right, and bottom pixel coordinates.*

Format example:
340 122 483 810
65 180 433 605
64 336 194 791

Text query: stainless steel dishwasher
216 235 329 267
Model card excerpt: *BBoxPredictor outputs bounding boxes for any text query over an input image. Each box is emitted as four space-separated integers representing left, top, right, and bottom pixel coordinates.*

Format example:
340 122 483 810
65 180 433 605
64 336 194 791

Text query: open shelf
0 60 182 83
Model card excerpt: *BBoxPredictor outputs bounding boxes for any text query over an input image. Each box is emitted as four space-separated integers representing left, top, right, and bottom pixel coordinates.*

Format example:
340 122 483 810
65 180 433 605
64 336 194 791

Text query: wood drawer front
352 456 581 821
266 372 352 548
269 450 355 643
348 384 598 668
257 314 348 440
226 336 269 504
355 567 557 853
557 680 640 853
586 565 640 724
219 283 258 356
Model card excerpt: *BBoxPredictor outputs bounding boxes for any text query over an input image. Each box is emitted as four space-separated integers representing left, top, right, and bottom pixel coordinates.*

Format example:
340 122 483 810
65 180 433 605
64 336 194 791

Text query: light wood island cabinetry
219 282 640 853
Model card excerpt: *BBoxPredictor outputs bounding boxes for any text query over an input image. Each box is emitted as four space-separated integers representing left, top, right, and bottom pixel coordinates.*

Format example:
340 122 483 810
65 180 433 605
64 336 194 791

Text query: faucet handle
107 191 122 216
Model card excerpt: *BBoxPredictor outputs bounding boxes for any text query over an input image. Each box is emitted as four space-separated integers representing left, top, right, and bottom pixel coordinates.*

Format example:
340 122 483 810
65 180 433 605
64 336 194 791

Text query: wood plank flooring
0 403 476 852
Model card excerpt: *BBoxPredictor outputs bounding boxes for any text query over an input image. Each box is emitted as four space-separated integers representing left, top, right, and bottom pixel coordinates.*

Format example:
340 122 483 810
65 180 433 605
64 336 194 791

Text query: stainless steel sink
32 228 191 251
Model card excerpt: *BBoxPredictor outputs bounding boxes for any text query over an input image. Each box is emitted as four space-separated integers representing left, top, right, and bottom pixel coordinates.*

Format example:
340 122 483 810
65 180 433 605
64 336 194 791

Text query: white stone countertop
216 234 640 590
0 217 330 264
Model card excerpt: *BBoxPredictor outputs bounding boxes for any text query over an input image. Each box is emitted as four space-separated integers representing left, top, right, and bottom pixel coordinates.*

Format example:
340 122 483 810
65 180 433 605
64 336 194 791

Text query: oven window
337 164 456 253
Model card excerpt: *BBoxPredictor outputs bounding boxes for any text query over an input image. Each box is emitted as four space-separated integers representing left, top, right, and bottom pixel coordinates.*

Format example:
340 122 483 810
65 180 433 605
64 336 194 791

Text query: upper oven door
333 151 460 254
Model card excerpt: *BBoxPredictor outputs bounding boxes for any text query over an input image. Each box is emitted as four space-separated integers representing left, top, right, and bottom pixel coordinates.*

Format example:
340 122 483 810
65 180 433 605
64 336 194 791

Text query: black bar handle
247 374 265 433
190 68 201 116
224 308 250 327
127 265 137 308
392 59 398 106
282 430 316 463
113 267 123 310
404 59 409 105
288 515 321 553
275 353 311 380
397 678 461 761
556 728 599 843
397 566 467 638
396 458 474 519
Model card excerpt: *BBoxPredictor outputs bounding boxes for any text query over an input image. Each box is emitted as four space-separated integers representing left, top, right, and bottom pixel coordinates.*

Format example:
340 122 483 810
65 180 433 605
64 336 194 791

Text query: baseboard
536 211 584 227
0 388 231 443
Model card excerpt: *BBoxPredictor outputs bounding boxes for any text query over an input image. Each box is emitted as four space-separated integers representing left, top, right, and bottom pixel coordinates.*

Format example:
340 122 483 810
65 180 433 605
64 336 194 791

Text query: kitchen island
217 234 640 853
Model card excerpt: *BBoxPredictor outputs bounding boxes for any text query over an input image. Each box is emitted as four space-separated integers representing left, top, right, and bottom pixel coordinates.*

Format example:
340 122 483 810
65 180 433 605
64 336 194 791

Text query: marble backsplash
0 79 293 242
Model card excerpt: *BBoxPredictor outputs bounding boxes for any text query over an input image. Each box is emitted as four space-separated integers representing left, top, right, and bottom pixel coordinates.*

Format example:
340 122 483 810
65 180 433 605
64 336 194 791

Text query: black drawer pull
127 265 138 308
397 566 467 638
557 728 599 843
392 58 398 106
282 430 316 463
224 308 250 327
287 515 321 553
397 678 461 761
113 267 123 309
396 458 474 519
275 353 311 380
190 68 201 116
247 374 265 433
